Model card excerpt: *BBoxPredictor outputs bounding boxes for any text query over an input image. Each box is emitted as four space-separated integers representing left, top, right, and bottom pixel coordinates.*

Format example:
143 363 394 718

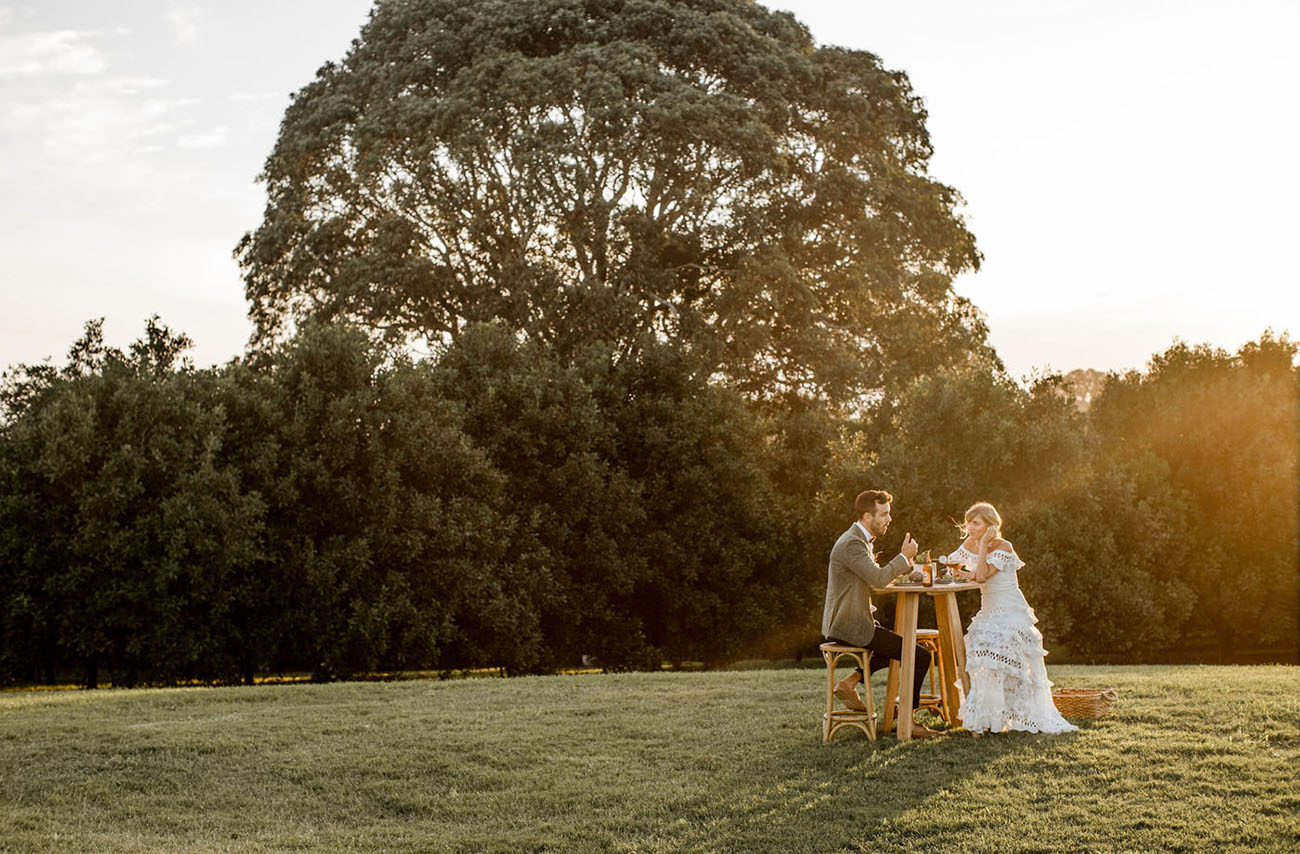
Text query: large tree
238 0 990 405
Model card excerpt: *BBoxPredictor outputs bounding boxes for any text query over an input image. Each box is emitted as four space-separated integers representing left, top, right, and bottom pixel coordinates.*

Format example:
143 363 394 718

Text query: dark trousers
828 623 932 714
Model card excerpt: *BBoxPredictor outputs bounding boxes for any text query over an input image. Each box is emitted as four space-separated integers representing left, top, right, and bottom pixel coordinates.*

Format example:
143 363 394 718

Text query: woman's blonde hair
961 502 1003 536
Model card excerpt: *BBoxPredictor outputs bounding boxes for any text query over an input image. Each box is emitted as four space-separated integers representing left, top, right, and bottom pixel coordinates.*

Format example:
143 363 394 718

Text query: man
823 489 940 739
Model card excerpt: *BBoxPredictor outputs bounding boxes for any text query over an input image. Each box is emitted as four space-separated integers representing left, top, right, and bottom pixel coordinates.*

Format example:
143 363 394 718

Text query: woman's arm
971 531 1005 583
972 548 997 583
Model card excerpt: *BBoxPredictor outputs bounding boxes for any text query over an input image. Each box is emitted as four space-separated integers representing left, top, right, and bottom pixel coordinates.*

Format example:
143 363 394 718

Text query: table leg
896 593 919 742
881 594 905 736
933 592 965 725
948 594 971 697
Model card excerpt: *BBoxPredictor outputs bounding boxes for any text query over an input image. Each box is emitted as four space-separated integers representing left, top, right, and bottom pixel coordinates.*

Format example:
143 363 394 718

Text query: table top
871 581 983 595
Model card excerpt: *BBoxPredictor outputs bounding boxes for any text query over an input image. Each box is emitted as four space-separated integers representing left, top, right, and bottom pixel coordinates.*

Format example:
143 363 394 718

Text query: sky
1 0 1297 379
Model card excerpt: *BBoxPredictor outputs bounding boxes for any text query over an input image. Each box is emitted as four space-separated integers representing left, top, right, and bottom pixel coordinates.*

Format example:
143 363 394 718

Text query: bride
947 502 1077 735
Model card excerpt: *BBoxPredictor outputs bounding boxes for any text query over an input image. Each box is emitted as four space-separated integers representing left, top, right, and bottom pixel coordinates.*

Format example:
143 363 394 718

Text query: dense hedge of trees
0 318 817 686
1 319 1294 687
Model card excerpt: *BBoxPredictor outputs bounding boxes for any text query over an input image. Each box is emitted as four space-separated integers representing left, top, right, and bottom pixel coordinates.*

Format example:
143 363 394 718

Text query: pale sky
2 0 1297 379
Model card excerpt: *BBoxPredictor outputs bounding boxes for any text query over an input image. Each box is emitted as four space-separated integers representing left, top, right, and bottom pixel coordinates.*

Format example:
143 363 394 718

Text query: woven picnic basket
1051 687 1118 719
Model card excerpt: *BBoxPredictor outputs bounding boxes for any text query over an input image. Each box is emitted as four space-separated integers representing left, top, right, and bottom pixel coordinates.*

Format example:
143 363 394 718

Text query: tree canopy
238 0 991 405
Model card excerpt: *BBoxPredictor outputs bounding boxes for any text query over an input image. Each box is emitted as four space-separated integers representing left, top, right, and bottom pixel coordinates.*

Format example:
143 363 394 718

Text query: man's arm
839 537 902 589
880 552 910 580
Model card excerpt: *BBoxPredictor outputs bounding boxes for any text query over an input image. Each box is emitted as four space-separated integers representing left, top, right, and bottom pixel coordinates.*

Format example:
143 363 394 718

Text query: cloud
1 77 184 164
167 5 205 45
0 28 108 76
228 91 282 103
85 76 170 96
178 124 231 149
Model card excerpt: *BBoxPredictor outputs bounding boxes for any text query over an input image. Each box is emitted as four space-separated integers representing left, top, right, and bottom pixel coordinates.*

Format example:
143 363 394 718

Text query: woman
946 502 1077 735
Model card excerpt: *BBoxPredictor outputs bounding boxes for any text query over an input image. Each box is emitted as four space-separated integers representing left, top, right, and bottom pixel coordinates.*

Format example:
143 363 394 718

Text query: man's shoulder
833 525 866 547
831 525 873 562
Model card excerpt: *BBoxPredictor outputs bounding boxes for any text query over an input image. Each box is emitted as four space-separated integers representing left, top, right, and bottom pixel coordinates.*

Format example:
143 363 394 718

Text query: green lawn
2 665 1297 853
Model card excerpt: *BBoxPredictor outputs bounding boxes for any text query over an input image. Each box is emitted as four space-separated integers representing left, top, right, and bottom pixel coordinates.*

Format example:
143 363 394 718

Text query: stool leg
859 650 877 740
928 647 939 709
823 650 835 742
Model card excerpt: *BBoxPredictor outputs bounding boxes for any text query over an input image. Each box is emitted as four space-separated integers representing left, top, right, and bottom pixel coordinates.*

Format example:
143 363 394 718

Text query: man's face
864 502 892 537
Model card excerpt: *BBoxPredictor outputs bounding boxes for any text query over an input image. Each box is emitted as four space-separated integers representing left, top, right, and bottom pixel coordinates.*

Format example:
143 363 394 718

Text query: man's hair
855 489 893 518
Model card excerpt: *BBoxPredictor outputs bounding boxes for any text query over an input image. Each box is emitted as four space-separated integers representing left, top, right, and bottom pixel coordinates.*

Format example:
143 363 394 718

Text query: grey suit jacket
821 525 911 647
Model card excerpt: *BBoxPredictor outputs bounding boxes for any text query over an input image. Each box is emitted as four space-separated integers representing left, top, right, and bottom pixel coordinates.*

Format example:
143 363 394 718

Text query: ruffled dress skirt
958 579 1078 734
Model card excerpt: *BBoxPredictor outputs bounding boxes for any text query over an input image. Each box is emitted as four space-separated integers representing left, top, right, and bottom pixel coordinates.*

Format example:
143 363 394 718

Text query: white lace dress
949 545 1077 734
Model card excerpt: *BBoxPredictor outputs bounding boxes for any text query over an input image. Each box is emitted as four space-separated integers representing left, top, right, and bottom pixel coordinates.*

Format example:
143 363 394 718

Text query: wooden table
870 581 982 741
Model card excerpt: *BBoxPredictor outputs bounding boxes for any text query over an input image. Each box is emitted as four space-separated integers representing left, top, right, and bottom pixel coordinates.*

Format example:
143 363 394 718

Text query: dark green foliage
428 324 811 671
591 337 813 666
237 0 991 405
0 318 820 683
2 322 1295 683
0 320 512 685
0 319 263 687
424 324 633 671
244 323 512 680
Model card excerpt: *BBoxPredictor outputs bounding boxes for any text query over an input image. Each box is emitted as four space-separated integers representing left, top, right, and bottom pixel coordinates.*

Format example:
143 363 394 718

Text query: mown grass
1 665 1297 853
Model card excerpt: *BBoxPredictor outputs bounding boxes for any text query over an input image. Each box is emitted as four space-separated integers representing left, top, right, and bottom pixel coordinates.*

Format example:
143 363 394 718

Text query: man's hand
901 533 918 560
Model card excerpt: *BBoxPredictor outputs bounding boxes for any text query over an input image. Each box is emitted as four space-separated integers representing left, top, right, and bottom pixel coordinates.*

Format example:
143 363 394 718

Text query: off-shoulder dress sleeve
947 545 976 566
986 548 1025 573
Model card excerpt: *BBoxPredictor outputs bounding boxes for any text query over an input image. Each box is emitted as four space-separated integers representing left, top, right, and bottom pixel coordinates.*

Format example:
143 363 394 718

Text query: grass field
2 665 1297 853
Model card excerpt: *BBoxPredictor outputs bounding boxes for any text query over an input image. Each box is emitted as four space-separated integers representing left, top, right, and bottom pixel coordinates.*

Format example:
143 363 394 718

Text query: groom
823 489 940 739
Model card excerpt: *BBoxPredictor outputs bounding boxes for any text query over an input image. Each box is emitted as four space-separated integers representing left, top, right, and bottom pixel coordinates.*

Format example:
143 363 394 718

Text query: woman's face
964 516 990 540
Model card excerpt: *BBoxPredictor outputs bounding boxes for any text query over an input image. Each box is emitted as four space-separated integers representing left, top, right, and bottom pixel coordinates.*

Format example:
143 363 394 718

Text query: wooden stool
820 642 876 742
915 629 948 720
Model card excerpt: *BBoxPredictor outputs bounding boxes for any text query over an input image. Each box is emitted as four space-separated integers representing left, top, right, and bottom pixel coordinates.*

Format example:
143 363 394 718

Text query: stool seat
819 642 877 742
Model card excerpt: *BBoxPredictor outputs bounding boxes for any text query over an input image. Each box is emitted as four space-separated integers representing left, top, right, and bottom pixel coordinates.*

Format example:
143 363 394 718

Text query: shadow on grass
659 722 1077 853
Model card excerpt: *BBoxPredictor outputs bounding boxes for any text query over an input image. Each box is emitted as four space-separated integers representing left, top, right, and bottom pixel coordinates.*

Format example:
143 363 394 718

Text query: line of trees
0 318 817 686
1 318 1294 688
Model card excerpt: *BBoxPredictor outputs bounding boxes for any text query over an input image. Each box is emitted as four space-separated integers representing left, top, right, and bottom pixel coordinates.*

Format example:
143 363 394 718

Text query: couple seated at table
822 489 1076 737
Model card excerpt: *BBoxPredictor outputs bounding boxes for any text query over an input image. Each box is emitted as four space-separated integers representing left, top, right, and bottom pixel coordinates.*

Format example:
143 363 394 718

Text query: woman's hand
978 526 998 551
